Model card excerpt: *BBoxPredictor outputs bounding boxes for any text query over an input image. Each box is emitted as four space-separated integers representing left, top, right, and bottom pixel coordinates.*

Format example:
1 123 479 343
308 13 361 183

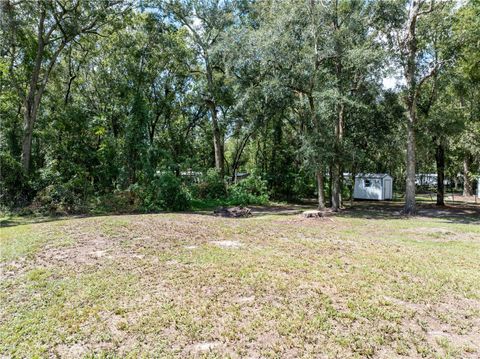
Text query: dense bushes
90 190 141 214
140 172 191 211
228 172 269 206
0 153 26 208
1 164 272 214
29 157 93 213
194 169 227 200
191 170 269 206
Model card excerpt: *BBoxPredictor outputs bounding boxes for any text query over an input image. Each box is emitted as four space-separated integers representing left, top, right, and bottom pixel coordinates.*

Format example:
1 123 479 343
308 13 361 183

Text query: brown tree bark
402 0 424 215
17 1 107 173
330 3 344 212
208 102 224 177
230 132 251 182
404 105 417 214
206 60 224 177
328 165 333 207
331 102 344 212
308 93 325 209
316 169 325 210
435 140 445 206
350 166 356 207
463 157 473 196
20 8 46 172
21 39 65 172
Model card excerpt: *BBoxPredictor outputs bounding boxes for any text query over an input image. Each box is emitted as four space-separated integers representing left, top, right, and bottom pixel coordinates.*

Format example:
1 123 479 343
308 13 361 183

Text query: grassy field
1 202 480 358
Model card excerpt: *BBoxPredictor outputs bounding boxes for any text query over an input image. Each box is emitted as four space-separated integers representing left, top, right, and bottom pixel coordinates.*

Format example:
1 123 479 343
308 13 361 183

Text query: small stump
214 206 252 218
302 210 324 218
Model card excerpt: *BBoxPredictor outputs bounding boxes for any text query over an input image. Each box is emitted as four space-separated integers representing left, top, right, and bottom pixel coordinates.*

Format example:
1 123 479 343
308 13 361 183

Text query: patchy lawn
1 203 480 358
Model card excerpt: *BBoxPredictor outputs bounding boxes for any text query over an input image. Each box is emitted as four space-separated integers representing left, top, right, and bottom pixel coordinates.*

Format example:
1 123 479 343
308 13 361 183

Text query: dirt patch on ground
3 208 480 358
400 296 480 357
55 343 89 358
276 214 338 227
33 214 220 269
210 240 243 248
248 204 309 216
183 341 224 355
405 227 480 242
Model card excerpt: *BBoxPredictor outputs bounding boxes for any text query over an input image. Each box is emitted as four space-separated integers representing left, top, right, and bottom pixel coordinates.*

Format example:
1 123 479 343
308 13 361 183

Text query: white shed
354 173 393 200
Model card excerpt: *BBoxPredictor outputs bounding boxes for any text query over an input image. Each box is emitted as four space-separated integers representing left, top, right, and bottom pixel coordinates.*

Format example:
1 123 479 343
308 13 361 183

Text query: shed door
383 179 392 200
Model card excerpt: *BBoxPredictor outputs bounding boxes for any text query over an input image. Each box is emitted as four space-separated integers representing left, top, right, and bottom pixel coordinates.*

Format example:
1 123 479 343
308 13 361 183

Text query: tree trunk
435 141 445 206
331 103 344 212
463 156 473 196
21 107 35 172
404 112 417 214
328 165 333 207
205 58 224 177
21 10 46 172
350 166 356 207
20 8 66 173
209 102 224 176
402 1 422 215
307 93 325 210
230 132 251 181
316 168 325 210
331 165 341 211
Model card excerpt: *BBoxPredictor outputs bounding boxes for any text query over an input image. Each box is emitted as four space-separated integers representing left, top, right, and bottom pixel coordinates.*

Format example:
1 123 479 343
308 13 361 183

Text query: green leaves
1 0 478 210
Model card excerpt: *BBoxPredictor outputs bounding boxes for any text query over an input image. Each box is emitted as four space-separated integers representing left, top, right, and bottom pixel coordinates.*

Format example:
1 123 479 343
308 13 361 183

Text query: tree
161 0 235 177
394 0 449 214
1 0 476 213
3 0 128 173
237 0 385 210
454 0 480 196
414 3 457 206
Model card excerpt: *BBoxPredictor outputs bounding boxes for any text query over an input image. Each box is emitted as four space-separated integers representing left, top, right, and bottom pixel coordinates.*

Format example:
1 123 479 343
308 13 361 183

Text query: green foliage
194 169 227 200
90 190 141 214
140 172 191 212
1 0 478 214
0 152 25 207
227 172 269 206
31 184 81 214
293 170 315 200
31 158 93 213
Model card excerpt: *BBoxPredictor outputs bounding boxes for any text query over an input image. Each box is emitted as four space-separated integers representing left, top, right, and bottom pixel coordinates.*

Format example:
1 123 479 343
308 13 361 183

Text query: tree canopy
1 0 479 213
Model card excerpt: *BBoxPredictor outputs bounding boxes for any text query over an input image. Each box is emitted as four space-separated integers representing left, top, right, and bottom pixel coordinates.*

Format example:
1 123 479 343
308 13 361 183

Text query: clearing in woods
1 201 480 358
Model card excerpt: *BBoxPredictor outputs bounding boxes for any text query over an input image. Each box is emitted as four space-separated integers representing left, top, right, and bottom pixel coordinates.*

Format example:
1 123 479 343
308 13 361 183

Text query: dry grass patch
1 207 479 358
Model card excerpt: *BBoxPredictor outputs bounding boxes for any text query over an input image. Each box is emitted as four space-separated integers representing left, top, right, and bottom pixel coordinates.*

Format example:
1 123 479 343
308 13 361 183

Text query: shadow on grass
0 214 92 228
2 200 478 228
338 200 480 225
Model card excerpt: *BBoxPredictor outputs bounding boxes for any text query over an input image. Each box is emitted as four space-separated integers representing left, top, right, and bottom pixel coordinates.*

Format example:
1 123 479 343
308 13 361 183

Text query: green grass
1 203 479 358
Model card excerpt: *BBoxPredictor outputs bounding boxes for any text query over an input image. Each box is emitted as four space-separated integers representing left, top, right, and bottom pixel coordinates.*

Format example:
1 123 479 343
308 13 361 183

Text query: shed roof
355 173 392 179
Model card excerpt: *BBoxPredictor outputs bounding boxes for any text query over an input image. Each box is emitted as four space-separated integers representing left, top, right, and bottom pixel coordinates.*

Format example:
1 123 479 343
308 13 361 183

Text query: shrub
293 171 315 199
141 172 191 211
228 172 269 206
91 189 140 214
0 152 25 207
30 158 94 213
194 168 227 200
32 183 84 214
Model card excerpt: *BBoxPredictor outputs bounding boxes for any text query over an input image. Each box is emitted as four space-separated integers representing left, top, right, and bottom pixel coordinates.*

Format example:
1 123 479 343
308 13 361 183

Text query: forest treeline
0 0 479 214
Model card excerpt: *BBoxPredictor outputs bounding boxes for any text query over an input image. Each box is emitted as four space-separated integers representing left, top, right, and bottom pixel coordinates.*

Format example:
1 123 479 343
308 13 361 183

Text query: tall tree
415 3 457 206
3 0 128 173
325 0 384 211
396 0 447 214
162 0 234 176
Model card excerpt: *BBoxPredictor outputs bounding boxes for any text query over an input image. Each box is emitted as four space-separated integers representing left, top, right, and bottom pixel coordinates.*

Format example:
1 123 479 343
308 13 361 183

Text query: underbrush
6 170 270 215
